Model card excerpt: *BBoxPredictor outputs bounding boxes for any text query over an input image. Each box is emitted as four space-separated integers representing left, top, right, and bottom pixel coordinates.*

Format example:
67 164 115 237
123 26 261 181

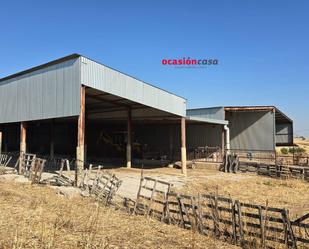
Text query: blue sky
1 0 308 136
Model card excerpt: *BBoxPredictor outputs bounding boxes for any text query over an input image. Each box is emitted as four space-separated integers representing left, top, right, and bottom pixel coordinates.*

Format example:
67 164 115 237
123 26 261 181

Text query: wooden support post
77 86 85 176
221 126 225 158
126 108 132 168
169 125 174 161
84 113 88 164
3 125 7 153
181 117 187 176
19 122 27 174
20 122 27 154
50 119 55 159
0 130 2 155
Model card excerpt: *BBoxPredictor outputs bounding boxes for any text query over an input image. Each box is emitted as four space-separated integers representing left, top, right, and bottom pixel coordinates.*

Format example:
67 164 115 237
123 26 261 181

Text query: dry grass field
0 161 308 248
294 137 309 154
178 168 309 219
108 165 309 218
0 180 238 249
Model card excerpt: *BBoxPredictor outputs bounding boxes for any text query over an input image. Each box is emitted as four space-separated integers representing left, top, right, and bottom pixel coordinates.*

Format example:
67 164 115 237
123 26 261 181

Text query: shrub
288 147 305 154
280 147 289 154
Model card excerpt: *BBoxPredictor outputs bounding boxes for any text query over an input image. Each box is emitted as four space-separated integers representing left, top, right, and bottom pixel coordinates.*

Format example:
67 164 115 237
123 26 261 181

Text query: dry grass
0 181 238 249
294 138 309 154
181 168 309 219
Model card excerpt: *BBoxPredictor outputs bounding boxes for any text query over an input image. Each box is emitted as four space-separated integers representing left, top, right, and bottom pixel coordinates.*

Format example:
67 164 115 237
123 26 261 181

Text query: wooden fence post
282 209 297 249
258 205 265 248
211 195 220 238
235 200 244 246
231 200 237 244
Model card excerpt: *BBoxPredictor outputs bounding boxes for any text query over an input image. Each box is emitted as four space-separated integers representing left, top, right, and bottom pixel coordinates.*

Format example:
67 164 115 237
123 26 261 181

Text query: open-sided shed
225 106 293 151
187 106 293 152
0 54 190 174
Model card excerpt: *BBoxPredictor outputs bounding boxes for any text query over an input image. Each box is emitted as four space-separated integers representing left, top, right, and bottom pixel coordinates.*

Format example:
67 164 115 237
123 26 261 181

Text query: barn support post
19 122 27 174
169 125 174 161
20 122 27 154
84 113 88 164
221 126 225 157
77 85 86 177
50 119 55 159
181 117 187 176
0 130 2 155
126 108 132 168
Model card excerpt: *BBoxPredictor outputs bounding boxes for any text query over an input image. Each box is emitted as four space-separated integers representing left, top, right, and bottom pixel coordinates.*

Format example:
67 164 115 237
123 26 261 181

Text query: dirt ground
0 179 237 249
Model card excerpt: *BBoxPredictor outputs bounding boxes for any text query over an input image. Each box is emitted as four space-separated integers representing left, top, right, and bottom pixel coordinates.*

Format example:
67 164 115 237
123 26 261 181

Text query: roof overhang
80 56 187 117
86 87 182 122
224 106 293 124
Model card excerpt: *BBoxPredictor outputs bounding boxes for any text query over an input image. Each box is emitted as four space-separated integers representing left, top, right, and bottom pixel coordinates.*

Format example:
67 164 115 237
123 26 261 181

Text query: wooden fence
133 176 309 249
239 163 309 182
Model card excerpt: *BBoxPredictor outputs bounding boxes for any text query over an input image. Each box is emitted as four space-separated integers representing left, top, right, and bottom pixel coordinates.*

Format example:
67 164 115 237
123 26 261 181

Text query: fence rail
188 146 222 163
227 149 309 168
1 151 308 249
238 163 309 182
132 176 309 249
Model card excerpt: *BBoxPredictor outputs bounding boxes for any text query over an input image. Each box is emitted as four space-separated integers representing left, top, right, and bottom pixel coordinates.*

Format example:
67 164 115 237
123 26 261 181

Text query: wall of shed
226 111 275 151
0 58 80 124
80 57 186 117
276 122 293 145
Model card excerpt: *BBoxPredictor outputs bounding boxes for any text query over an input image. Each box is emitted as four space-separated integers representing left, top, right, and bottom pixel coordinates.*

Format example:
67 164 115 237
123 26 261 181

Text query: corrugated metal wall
187 107 224 120
276 123 293 144
226 110 275 151
0 58 81 124
81 57 186 117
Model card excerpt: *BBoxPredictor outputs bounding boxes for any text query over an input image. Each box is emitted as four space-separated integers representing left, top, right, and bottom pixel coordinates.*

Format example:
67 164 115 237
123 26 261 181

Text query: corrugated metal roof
0 57 81 123
0 54 187 124
81 56 186 117
0 54 81 83
188 106 293 124
224 106 293 123
187 107 225 120
186 116 228 125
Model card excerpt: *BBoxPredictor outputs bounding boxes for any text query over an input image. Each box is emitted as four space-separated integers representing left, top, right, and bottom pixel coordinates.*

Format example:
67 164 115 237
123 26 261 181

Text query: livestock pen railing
187 146 223 163
229 149 276 165
186 147 309 167
229 149 309 167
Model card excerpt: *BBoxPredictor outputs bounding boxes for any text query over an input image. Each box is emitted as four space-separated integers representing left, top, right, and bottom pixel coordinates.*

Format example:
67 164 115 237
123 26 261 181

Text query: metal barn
0 54 227 175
